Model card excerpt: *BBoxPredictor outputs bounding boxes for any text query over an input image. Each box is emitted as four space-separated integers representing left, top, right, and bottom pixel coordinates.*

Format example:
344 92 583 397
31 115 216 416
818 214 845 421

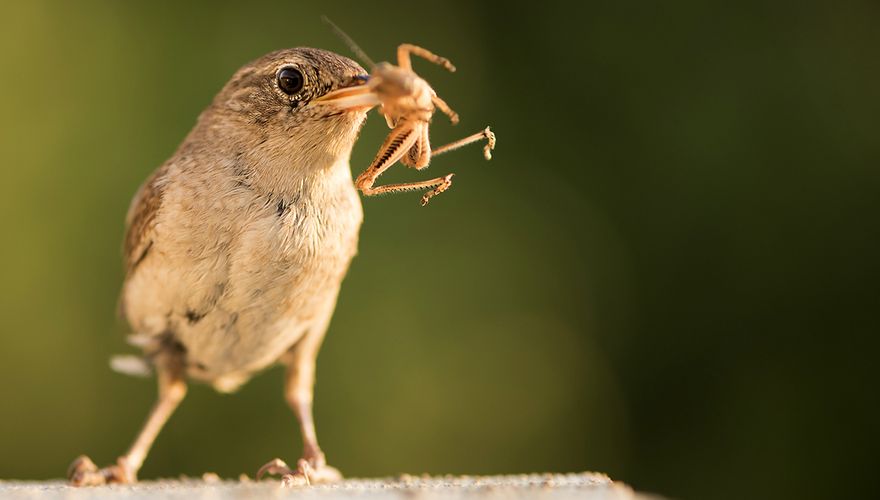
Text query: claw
67 455 98 484
256 458 291 481
420 174 454 206
282 472 310 487
483 127 496 160
68 455 134 486
286 459 315 486
257 457 342 487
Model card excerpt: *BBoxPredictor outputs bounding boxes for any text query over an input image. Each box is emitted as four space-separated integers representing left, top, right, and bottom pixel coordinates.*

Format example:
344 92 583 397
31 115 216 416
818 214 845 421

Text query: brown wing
123 165 168 273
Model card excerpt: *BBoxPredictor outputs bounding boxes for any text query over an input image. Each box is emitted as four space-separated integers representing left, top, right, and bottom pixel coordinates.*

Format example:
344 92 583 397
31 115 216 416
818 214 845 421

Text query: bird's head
193 47 379 179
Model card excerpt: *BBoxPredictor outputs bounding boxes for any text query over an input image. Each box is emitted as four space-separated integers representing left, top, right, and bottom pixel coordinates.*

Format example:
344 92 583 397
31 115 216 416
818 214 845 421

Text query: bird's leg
431 126 497 161
396 43 456 73
69 363 187 486
257 318 341 487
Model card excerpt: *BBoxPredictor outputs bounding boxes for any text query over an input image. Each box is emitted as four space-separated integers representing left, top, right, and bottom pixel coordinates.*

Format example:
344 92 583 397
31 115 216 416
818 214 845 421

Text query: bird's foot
256 457 342 487
67 455 136 486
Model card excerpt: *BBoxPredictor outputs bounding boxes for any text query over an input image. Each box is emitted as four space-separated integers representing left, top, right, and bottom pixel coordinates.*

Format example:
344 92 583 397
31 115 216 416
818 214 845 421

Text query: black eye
277 67 304 95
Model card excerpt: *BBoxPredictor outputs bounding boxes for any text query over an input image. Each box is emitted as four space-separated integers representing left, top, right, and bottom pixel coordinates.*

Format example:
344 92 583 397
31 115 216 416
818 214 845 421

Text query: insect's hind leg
364 174 455 207
355 123 419 197
433 127 497 161
356 122 455 206
397 44 456 73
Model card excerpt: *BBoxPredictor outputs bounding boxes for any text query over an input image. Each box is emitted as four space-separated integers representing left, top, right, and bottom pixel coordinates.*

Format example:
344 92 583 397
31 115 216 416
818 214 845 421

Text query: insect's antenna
321 15 376 68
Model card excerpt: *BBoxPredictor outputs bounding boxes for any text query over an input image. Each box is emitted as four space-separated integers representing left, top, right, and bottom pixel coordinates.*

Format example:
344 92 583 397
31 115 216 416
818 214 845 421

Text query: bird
67 47 383 486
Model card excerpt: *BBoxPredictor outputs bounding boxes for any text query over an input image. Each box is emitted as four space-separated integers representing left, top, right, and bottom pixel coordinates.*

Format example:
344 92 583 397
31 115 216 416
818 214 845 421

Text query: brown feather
123 165 167 273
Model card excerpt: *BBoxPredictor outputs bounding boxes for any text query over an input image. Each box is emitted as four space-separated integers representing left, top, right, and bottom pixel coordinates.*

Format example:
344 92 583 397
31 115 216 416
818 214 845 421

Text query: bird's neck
185 125 359 201
247 151 356 201
195 108 365 200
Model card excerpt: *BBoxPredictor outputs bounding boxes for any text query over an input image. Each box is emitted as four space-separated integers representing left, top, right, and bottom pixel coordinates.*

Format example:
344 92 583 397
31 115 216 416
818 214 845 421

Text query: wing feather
123 166 167 273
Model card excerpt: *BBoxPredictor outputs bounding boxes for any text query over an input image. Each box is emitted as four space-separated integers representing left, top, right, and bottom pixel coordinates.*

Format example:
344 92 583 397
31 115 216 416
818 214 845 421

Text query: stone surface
0 473 659 499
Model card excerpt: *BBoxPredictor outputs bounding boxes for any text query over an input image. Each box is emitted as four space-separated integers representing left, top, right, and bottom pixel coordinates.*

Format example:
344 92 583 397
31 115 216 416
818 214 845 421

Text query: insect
318 19 496 206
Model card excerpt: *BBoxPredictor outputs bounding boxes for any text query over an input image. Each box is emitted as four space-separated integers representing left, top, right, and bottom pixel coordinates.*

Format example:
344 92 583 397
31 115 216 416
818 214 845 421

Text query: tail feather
110 355 153 377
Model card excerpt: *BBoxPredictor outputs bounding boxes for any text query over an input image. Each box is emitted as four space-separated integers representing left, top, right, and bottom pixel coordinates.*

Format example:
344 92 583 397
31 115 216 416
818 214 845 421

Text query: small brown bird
68 47 377 486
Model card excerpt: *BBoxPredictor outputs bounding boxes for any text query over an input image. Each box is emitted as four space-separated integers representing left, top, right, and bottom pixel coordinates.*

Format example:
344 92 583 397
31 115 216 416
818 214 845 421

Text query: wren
68 47 376 486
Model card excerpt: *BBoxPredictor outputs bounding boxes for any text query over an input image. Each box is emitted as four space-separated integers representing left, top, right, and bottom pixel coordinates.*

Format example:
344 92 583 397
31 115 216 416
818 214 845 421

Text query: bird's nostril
338 74 370 90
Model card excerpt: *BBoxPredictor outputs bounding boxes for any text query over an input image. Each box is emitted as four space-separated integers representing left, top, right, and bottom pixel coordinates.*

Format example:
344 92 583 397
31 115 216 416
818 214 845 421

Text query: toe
258 456 343 487
281 473 310 487
67 455 135 486
68 455 101 486
257 458 294 480
297 458 342 484
68 455 98 479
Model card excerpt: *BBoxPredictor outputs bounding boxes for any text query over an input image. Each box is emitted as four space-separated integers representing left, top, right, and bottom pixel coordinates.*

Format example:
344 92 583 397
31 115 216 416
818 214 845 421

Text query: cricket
318 18 496 205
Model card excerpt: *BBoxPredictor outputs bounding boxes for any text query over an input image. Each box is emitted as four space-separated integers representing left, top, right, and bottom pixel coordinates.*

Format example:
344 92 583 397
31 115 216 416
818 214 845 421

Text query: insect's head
369 62 422 98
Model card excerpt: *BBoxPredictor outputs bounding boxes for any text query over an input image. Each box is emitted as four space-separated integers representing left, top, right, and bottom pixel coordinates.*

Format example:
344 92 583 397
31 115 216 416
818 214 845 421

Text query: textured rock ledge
0 472 659 499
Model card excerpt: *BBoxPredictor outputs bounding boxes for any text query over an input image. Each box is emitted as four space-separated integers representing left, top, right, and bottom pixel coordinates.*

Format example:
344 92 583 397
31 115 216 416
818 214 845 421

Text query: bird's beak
312 75 379 112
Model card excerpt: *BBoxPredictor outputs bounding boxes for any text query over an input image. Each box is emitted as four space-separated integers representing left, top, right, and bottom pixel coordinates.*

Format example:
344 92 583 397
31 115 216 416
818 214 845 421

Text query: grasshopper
318 19 496 205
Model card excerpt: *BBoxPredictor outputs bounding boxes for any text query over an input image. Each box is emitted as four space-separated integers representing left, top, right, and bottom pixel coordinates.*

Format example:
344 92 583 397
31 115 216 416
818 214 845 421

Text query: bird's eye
277 67 304 95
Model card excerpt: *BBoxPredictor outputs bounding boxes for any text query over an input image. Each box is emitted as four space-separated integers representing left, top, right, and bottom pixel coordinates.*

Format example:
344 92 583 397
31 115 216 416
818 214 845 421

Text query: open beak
312 75 380 112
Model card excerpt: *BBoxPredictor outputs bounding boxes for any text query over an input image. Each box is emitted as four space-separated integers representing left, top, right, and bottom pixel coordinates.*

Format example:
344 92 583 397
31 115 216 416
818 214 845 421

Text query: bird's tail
110 354 153 377
109 332 156 377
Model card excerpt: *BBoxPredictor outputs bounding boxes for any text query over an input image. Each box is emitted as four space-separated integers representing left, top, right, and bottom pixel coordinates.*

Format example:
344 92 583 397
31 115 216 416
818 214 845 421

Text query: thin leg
432 126 496 160
368 174 455 203
257 308 342 487
284 335 326 467
431 94 459 125
363 174 455 206
397 43 456 73
123 369 187 473
69 365 187 486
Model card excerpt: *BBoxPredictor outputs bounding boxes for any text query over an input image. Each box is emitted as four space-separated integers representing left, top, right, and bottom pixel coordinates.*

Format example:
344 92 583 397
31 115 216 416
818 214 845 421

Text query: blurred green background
0 1 877 499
